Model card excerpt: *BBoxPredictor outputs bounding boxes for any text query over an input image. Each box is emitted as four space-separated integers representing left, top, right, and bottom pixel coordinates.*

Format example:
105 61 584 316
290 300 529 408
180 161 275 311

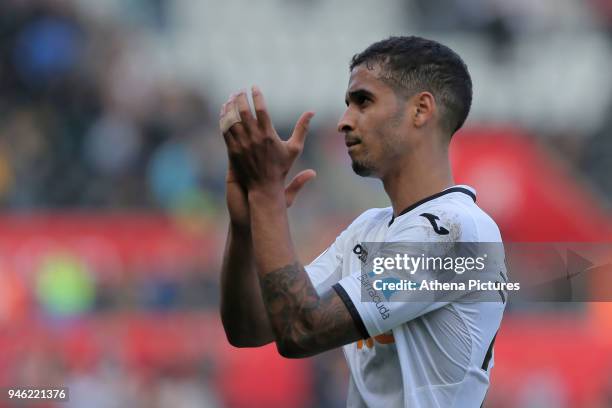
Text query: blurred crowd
1 0 610 213
1 0 612 407
0 0 224 211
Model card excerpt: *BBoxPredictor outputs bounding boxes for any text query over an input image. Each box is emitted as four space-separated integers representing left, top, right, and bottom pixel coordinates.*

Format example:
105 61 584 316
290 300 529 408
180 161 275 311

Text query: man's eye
356 95 369 105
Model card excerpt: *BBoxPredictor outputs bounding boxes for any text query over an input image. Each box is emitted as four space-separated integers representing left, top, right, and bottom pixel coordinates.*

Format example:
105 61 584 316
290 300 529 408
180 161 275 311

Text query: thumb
288 111 315 152
285 169 316 208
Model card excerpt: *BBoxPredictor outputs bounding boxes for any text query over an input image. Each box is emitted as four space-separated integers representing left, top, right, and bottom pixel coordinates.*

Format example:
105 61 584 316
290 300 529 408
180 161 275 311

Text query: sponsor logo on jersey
356 271 391 320
353 244 369 264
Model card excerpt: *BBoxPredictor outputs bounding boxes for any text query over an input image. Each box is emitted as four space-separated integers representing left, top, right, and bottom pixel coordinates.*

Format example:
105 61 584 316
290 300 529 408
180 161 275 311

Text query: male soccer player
219 36 506 407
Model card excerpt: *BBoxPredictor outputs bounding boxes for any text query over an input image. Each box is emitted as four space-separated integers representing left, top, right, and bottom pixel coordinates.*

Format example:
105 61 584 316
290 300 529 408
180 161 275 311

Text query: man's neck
382 150 454 217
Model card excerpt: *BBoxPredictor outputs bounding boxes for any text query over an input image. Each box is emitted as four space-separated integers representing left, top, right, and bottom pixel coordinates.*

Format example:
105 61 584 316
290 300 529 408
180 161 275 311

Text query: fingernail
252 85 260 94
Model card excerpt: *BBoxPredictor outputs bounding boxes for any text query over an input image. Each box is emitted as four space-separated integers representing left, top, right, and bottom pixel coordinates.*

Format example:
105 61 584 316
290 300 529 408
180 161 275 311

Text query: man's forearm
248 186 332 357
247 187 296 272
220 224 274 347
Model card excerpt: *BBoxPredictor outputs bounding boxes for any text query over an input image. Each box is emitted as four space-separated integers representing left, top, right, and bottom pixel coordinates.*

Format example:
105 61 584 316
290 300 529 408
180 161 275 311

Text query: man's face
337 64 410 178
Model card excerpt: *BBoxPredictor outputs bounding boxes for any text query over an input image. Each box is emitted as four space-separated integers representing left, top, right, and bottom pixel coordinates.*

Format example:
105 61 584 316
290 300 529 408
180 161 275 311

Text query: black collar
388 187 476 226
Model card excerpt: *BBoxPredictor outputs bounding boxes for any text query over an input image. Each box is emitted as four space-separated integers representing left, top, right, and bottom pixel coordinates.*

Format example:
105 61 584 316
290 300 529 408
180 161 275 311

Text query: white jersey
305 185 506 408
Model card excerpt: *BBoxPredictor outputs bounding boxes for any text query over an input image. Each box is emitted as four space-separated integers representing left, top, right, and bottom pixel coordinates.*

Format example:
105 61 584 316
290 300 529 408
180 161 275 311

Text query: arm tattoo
260 262 358 356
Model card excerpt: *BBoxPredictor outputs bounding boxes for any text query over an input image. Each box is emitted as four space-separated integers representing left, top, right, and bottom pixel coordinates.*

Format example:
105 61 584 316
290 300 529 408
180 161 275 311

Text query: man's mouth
345 139 361 148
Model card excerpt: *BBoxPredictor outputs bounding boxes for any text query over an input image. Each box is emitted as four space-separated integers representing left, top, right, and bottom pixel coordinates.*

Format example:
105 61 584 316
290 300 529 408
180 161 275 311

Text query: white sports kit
306 185 506 408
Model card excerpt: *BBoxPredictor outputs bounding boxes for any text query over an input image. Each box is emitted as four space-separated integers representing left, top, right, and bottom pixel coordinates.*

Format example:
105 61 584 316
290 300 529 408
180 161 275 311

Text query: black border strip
389 187 477 226
482 332 497 371
332 283 370 339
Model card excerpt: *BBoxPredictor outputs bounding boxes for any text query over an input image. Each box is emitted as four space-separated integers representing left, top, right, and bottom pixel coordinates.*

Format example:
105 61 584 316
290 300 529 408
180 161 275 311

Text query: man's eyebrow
345 89 375 105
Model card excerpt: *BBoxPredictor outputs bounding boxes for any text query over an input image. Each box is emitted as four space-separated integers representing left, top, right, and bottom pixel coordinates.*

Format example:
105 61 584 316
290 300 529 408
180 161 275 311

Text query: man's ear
412 91 436 128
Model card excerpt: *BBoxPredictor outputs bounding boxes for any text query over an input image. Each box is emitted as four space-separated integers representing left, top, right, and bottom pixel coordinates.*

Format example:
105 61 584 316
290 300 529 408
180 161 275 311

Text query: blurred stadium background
1 0 612 407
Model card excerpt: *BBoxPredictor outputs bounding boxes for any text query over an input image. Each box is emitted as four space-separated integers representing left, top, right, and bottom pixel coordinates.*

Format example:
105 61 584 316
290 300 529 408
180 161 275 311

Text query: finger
288 111 315 150
220 95 242 135
220 107 238 150
221 95 254 152
251 85 273 131
226 157 248 187
220 97 234 117
226 161 239 183
285 169 316 207
234 90 258 131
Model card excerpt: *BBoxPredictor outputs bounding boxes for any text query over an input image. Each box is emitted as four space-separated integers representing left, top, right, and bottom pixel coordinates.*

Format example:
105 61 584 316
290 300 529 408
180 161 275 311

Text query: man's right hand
222 91 317 229
226 161 316 230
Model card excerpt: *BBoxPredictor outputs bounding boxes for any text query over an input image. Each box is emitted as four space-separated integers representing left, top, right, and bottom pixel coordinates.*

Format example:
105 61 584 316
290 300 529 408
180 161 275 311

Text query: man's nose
337 109 355 133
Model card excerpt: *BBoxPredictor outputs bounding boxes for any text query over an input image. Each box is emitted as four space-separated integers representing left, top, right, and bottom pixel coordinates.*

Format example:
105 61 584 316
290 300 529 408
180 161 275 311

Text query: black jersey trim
482 332 497 371
332 283 370 339
388 187 477 226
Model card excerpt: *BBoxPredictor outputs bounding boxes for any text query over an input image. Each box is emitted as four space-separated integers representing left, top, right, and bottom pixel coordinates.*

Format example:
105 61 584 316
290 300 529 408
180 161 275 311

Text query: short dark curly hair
350 36 472 135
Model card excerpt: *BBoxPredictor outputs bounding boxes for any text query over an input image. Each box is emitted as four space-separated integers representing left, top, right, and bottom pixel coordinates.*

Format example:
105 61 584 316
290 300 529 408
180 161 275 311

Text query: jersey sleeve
305 209 382 295
304 213 356 295
304 236 344 295
332 210 488 338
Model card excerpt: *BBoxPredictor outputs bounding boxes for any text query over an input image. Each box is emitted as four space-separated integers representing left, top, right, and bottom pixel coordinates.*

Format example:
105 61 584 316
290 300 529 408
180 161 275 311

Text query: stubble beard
350 127 402 179
351 157 375 177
